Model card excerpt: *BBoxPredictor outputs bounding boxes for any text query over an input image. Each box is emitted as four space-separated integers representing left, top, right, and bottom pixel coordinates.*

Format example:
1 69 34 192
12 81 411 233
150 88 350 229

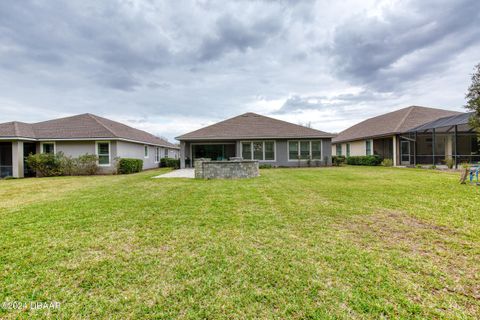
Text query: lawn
0 167 479 319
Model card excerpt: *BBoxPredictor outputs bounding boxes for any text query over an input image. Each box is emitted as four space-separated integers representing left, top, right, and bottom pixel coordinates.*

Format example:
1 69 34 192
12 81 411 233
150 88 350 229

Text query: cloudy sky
0 0 479 141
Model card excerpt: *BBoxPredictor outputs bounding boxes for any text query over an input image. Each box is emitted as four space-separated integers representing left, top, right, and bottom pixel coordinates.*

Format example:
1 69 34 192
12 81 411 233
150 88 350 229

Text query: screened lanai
403 113 479 168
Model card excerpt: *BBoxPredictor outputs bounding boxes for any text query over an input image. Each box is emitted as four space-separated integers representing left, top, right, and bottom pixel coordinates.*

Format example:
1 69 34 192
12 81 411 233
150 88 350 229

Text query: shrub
259 164 273 169
443 158 454 169
332 156 346 166
26 153 63 177
381 158 393 167
117 158 143 174
346 155 383 166
160 157 180 169
26 152 99 177
76 154 99 175
429 165 437 170
416 164 423 169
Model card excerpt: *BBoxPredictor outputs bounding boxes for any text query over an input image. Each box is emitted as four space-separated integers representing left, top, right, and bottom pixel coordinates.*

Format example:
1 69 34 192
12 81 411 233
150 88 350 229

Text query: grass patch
0 167 479 319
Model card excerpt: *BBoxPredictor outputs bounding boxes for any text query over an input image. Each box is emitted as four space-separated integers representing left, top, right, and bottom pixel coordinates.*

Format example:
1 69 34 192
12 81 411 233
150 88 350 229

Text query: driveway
153 168 195 179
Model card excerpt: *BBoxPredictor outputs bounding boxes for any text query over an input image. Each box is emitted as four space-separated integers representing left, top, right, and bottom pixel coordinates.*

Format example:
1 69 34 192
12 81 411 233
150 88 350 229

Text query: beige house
0 113 179 178
332 106 460 166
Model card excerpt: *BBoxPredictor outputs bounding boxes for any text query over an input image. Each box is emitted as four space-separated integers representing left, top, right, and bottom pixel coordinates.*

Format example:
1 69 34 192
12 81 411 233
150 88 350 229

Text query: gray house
0 113 179 178
176 112 334 168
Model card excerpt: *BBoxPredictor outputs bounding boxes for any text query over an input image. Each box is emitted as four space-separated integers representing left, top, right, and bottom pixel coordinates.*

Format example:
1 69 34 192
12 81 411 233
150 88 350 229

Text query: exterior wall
56 141 96 157
181 138 332 168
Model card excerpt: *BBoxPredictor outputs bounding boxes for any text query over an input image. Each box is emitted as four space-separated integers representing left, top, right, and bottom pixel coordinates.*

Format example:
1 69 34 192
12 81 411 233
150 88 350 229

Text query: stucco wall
56 141 96 157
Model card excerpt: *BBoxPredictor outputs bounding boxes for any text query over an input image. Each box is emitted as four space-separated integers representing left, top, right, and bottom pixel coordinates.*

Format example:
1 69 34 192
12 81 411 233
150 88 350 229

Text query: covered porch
0 141 38 178
180 141 237 168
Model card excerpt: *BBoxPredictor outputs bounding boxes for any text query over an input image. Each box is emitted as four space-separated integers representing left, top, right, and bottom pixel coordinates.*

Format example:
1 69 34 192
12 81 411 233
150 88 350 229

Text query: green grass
0 167 479 319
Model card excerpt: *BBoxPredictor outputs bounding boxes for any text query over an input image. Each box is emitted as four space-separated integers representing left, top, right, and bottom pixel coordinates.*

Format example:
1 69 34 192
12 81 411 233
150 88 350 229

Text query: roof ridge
86 113 118 138
394 106 415 132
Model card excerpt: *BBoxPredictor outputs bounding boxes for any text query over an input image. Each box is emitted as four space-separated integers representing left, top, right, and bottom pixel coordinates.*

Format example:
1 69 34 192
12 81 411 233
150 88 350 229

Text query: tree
465 63 480 132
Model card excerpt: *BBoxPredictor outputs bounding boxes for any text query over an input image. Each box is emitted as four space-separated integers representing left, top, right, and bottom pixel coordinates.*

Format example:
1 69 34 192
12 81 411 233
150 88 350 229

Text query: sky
0 0 479 142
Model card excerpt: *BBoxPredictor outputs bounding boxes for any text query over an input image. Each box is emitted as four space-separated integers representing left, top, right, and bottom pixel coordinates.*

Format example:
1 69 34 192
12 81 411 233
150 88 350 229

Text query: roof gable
332 106 461 143
176 112 334 140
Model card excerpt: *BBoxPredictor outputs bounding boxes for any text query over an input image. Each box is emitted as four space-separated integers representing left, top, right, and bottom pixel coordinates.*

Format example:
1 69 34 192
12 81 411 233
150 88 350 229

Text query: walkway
153 168 195 179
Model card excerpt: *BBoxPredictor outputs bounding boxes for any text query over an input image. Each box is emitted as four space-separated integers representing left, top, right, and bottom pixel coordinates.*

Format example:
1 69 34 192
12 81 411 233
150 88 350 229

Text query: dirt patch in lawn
335 210 480 313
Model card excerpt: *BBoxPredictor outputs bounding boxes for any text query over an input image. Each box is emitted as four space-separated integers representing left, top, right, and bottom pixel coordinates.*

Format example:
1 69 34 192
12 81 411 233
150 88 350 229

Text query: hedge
346 155 383 166
332 155 346 166
160 157 180 169
117 158 143 174
25 152 99 177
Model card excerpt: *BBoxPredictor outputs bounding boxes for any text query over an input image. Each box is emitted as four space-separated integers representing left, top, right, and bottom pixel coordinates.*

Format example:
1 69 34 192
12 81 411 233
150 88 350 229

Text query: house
331 106 461 166
0 113 179 178
176 112 334 168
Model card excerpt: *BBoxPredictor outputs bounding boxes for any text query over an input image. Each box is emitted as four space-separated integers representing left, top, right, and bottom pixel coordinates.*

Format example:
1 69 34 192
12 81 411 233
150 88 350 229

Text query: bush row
26 152 98 177
346 155 383 166
160 157 180 169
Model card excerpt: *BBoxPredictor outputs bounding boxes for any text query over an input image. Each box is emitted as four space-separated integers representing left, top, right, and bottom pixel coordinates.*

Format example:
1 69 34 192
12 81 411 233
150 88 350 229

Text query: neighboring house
0 113 179 178
332 106 461 166
176 112 334 168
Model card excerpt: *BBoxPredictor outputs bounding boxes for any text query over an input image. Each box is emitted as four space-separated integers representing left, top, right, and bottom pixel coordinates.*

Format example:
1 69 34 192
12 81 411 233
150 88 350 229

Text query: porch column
413 132 417 166
392 135 398 166
11 141 24 178
432 128 436 166
180 141 186 169
454 125 458 169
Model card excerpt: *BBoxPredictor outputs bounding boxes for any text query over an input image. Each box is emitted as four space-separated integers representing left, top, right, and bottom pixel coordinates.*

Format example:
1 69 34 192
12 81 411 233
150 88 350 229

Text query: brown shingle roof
332 106 461 143
176 112 334 140
0 121 36 139
0 114 178 148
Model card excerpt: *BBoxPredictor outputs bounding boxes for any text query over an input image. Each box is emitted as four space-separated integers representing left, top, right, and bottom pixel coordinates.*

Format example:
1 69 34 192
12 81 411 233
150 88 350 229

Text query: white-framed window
40 142 56 154
288 140 323 161
346 143 351 157
164 148 168 158
96 141 111 166
335 144 342 156
155 147 160 163
240 141 275 161
365 139 372 155
144 145 149 158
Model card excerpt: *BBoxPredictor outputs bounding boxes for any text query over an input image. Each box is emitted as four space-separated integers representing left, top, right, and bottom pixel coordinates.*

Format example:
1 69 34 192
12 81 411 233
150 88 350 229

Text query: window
253 141 263 160
336 144 342 156
155 147 160 163
366 140 372 155
242 142 252 160
288 140 322 161
144 145 149 158
96 142 110 166
346 143 350 157
41 142 55 154
264 141 275 160
312 141 322 159
164 149 168 158
241 141 275 161
300 141 310 159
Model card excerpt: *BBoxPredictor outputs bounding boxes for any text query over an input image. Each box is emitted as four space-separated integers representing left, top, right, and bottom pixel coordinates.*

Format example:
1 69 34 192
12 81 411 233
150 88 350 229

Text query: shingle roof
0 121 36 139
0 114 178 148
176 112 334 140
332 106 461 143
409 112 474 131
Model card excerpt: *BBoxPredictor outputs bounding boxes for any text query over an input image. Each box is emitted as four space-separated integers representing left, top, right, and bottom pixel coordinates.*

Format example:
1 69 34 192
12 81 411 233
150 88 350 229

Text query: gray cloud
329 0 480 91
0 0 478 141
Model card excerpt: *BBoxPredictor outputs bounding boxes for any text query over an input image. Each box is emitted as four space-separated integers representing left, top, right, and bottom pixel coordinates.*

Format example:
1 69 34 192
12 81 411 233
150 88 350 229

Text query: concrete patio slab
153 168 195 179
